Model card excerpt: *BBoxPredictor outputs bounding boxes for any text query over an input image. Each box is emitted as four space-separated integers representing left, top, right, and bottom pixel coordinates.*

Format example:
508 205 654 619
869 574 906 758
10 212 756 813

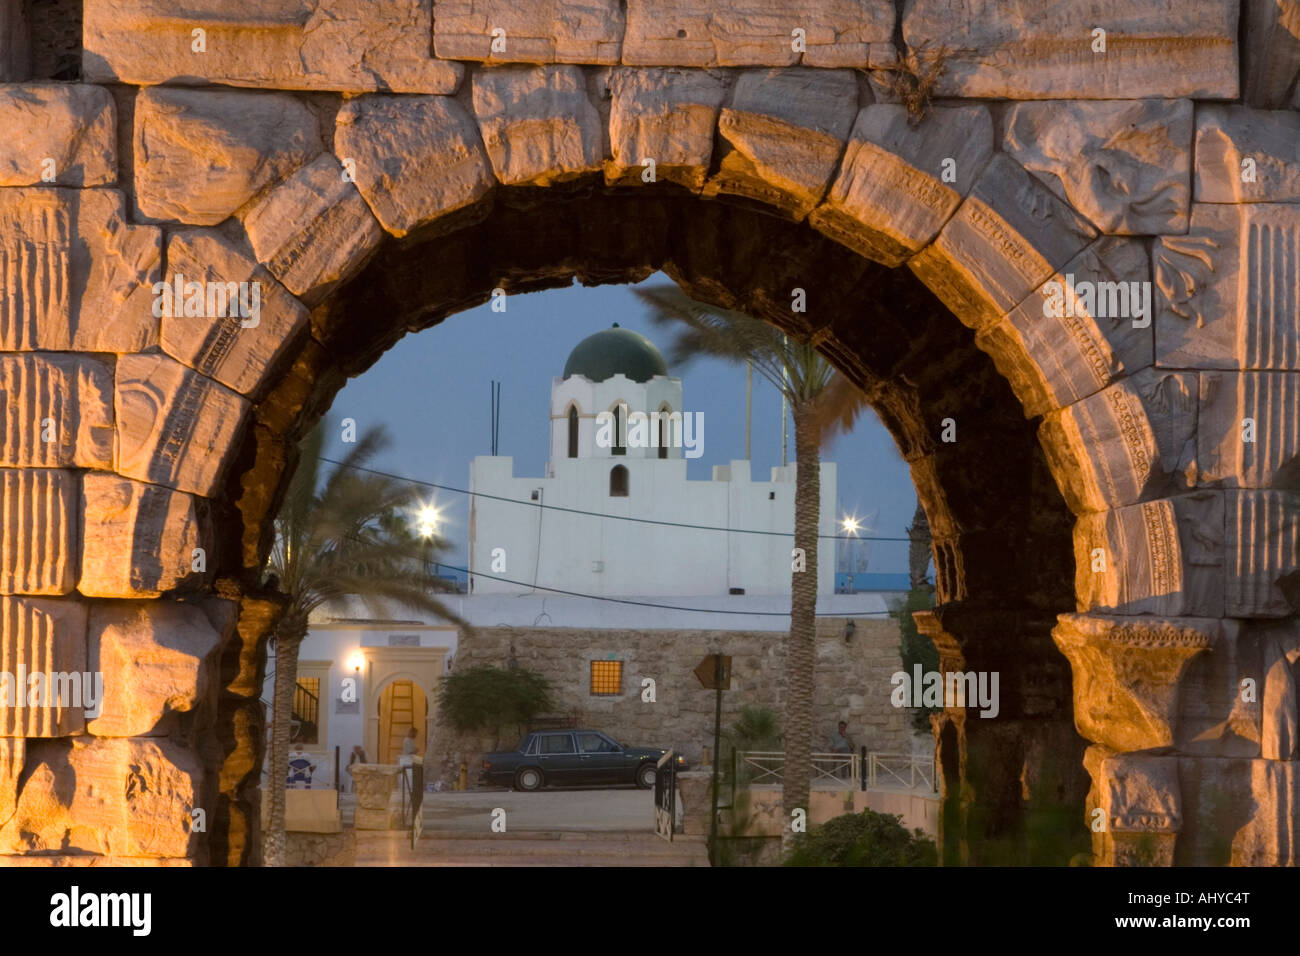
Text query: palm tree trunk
783 404 820 850
264 614 306 867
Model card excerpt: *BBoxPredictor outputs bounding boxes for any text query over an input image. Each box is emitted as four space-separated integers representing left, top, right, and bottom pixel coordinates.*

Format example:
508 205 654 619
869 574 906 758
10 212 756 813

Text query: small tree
439 666 553 749
785 809 938 867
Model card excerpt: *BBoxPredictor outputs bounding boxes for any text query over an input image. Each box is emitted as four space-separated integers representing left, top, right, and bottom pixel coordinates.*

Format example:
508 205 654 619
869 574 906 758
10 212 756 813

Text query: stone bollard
351 764 402 830
675 771 713 837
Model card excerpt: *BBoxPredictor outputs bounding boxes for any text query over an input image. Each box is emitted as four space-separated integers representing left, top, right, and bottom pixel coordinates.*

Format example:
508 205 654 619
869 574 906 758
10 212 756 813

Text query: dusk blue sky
322 272 918 576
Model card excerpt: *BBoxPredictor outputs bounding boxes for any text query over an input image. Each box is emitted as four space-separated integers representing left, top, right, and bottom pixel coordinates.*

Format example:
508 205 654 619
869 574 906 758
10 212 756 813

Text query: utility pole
745 360 752 461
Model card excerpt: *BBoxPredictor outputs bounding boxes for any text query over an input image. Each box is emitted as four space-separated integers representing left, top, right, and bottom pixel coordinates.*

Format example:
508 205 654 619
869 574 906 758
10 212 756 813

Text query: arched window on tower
612 403 626 456
657 403 671 459
610 465 629 497
567 405 579 458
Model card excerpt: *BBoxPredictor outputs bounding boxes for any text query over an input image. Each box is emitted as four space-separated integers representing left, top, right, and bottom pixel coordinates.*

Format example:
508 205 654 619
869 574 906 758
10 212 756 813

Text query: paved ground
355 830 710 867
420 786 659 832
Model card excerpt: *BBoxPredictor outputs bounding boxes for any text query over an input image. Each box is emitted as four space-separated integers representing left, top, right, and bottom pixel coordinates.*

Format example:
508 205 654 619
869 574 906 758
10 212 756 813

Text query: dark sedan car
480 729 688 791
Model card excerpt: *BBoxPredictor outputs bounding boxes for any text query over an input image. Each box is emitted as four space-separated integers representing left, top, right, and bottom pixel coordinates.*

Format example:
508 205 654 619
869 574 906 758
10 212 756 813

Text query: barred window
590 660 622 696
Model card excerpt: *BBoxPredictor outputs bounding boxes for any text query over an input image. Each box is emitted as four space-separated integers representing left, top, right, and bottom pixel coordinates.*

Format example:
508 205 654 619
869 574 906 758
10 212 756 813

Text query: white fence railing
736 751 935 793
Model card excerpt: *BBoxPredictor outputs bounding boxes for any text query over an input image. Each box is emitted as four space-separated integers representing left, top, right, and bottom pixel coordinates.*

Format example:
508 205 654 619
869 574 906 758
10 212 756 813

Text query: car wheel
636 762 658 789
515 767 544 792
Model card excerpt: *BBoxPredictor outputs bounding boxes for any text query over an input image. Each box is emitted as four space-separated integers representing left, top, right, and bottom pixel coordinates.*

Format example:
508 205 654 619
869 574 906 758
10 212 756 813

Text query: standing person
345 745 367 793
830 721 855 781
401 727 419 756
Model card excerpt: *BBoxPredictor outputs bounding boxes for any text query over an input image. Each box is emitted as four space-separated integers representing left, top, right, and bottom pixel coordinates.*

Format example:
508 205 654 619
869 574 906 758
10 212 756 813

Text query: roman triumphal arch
0 0 1297 865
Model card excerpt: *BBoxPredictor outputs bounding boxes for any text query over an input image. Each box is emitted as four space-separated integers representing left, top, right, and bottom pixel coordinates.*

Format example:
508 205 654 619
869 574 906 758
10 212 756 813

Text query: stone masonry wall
430 616 921 785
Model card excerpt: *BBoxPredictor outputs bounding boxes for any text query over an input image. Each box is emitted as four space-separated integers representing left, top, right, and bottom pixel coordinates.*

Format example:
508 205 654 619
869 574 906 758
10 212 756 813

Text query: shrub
893 587 939 733
784 809 938 867
438 666 553 748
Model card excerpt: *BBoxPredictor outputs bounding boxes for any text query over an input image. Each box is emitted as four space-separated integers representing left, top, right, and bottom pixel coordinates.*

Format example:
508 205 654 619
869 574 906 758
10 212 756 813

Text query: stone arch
1 0 1297 867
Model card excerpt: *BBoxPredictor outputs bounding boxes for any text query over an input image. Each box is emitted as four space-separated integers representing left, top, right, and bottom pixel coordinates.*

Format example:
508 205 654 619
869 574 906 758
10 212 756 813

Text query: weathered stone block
134 86 319 226
114 353 250 497
977 237 1153 418
1194 105 1300 204
335 94 494 238
0 84 115 186
1225 490 1300 617
0 596 88 736
0 354 114 469
159 230 309 397
242 154 385 307
87 600 222 736
0 469 77 595
0 188 160 353
623 0 894 68
1176 619 1260 757
903 0 1239 100
910 153 1097 331
1073 492 1224 618
810 104 992 267
0 736 202 858
434 0 624 63
85 0 462 94
1098 751 1183 834
1041 368 1197 514
79 474 210 599
1242 0 1300 108
1003 99 1192 235
472 65 604 186
605 67 730 190
703 68 858 220
1197 371 1300 488
1154 203 1300 369
1053 613 1219 752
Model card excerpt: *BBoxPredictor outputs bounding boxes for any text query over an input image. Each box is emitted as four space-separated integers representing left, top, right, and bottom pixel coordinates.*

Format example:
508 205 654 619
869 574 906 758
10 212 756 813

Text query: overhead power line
318 456 912 543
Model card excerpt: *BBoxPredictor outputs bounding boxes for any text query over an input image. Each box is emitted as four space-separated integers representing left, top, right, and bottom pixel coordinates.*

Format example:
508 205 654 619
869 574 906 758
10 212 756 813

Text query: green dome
563 325 669 383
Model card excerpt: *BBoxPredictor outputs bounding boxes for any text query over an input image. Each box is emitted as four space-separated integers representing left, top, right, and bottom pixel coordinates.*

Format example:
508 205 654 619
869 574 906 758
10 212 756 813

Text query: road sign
694 654 732 690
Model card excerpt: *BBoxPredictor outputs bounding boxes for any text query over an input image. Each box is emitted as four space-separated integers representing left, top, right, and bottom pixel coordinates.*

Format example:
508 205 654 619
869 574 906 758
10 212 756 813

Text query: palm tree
635 285 868 848
261 417 465 867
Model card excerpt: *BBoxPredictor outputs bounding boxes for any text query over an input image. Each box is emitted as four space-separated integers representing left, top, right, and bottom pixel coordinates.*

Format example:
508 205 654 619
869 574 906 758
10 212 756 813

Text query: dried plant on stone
873 44 954 127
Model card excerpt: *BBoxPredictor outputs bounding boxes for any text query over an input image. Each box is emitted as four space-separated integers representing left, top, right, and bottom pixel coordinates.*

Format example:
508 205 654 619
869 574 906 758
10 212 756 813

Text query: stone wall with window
430 616 922 787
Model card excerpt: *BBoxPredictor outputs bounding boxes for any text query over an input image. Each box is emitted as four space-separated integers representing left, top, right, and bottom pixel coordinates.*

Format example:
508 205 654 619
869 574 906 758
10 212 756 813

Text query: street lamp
841 515 860 535
415 502 441 539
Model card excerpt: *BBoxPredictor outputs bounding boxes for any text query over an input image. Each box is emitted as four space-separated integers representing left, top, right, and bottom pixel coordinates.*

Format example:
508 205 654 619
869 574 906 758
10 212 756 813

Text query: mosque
263 326 917 790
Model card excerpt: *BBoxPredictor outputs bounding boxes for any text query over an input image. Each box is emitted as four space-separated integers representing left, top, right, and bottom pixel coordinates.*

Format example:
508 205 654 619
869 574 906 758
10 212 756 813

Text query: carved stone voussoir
114 353 251 498
1073 492 1225 618
334 94 495 238
809 104 993 267
909 153 1097 331
605 67 730 190
159 230 309 398
472 65 606 186
703 68 858 220
242 154 385 306
1040 367 1198 515
979 236 1153 419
